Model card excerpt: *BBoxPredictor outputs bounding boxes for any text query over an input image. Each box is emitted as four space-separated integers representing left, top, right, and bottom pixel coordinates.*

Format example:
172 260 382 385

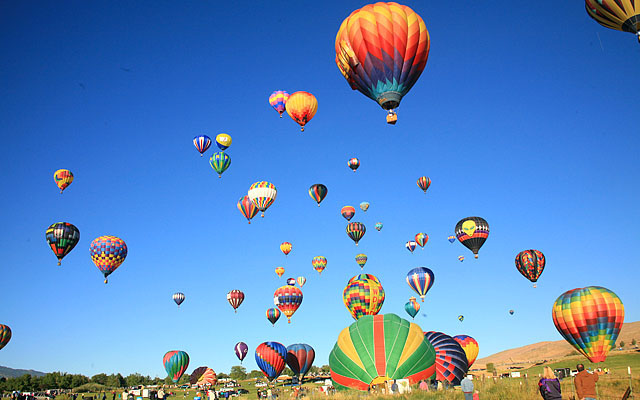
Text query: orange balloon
286 91 317 132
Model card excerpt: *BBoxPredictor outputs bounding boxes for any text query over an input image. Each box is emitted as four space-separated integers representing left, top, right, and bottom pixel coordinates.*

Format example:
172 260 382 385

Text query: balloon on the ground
405 298 420 319
90 235 127 284
274 285 303 323
46 222 80 266
423 331 469 386
163 350 190 383
256 342 287 381
406 240 417 253
341 206 355 221
54 169 74 194
286 91 317 132
455 217 489 258
329 314 436 390
343 275 385 320
406 267 435 302
266 308 281 326
227 290 245 313
375 222 383 231
312 256 327 275
286 277 296 286
355 253 367 269
552 286 624 363
269 90 289 117
346 222 366 245
417 176 431 193
275 266 285 277
335 3 430 124
515 249 545 288
190 367 217 386
215 133 232 151
359 202 369 212
309 184 328 206
448 235 455 243
458 255 464 262
453 335 479 368
248 181 277 217
235 342 248 363
585 0 640 43
348 158 360 172
237 196 258 224
286 344 315 380
209 151 231 178
173 292 185 307
297 276 306 287
280 242 292 256
193 135 211 156
415 233 428 248
0 325 11 351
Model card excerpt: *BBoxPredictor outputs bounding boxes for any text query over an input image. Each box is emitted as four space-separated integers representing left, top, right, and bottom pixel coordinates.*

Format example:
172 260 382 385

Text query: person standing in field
538 367 561 400
574 364 599 400
460 374 474 400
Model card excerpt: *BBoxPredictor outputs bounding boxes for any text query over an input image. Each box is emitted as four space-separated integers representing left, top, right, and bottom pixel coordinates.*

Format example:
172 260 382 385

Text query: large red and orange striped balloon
286 91 317 131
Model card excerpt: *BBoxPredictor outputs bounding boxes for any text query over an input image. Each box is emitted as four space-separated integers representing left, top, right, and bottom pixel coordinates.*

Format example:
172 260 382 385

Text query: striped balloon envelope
309 184 328 206
312 256 327 275
346 222 366 245
193 135 211 156
552 286 624 363
341 206 356 221
453 335 479 368
226 290 245 313
423 331 468 386
0 325 11 351
209 151 231 178
404 298 419 319
417 176 431 193
269 90 289 117
329 314 435 391
173 292 185 307
255 342 287 381
286 344 316 380
406 267 434 302
163 350 190 383
274 285 303 323
296 276 306 287
348 158 360 172
266 308 281 326
415 233 429 248
248 181 277 217
515 249 545 287
237 196 258 224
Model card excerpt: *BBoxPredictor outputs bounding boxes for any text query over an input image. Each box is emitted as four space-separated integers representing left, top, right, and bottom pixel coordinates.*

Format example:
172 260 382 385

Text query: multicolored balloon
312 256 327 275
552 286 624 363
515 249 546 288
286 91 317 132
0 325 11 351
266 307 281 326
415 233 428 248
54 169 74 194
458 255 464 262
209 151 231 178
455 217 489 258
89 235 127 284
509 309 514 315
423 331 468 385
406 240 417 253
348 158 360 172
405 298 420 319
173 292 185 307
163 350 190 383
269 90 290 117
417 176 431 193
359 202 369 212
46 222 80 266
452 335 479 368
274 285 303 323
227 289 245 313
375 222 383 231
237 195 258 224
286 344 316 380
275 266 285 277
585 0 640 43
448 235 456 243
235 342 248 363
215 133 232 151
255 342 287 381
458 315 464 322
248 181 277 217
348 273 380 285
346 222 366 245
280 242 292 256
329 314 436 390
406 267 435 302
341 206 355 221
309 184 328 206
343 275 385 320
297 276 306 287
193 135 211 156
355 253 367 269
286 277 296 286
190 367 217 386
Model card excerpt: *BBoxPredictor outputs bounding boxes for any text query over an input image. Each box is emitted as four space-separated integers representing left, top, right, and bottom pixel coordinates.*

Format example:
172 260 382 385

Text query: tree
248 370 263 379
320 365 330 374
126 373 145 387
620 341 625 348
106 374 126 388
229 366 247 381
282 368 294 377
217 373 229 379
486 363 496 374
632 338 637 347
71 374 90 388
92 374 108 386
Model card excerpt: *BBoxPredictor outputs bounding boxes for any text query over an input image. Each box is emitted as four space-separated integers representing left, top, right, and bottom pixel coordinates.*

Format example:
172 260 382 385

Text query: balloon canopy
455 217 489 258
255 342 287 381
0 325 11 351
453 335 479 368
286 344 316 380
163 350 190 383
423 331 468 386
46 222 80 266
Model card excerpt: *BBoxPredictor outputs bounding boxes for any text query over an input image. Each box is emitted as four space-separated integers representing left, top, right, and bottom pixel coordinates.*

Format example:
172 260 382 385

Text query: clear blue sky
1 1 639 378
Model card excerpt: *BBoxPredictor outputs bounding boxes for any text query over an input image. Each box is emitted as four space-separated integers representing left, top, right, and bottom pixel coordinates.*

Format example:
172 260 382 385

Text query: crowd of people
538 363 601 400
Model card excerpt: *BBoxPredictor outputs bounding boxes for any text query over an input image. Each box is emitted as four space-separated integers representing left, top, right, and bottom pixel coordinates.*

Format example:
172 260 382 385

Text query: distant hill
474 321 640 369
0 366 46 378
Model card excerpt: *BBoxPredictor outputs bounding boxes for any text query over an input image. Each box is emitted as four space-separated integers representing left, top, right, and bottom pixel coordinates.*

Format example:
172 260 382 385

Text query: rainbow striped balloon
248 181 277 217
269 91 289 117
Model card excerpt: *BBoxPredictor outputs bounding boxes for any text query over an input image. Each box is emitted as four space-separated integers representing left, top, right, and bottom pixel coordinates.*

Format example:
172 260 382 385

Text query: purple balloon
235 342 248 363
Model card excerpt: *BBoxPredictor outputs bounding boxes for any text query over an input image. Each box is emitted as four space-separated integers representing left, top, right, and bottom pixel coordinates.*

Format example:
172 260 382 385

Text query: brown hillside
474 321 640 369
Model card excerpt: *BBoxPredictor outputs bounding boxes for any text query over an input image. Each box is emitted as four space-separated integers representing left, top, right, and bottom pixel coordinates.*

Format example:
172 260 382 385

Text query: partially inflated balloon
341 206 355 221
274 285 303 323
423 331 468 385
256 342 287 381
406 267 434 302
227 290 245 313
406 240 417 253
346 222 366 245
237 196 258 224
343 276 385 320
193 135 211 156
375 222 383 231
297 276 306 287
164 350 190 383
585 0 640 43
455 217 489 258
286 344 316 380
196 368 217 386
329 314 436 390
215 133 232 151
248 181 277 217
280 242 292 256
189 367 207 386
355 253 367 269
452 335 479 368
269 91 289 117
417 176 431 193
275 266 285 277
515 249 545 287
209 151 231 178
286 91 317 132
348 158 360 172
359 202 369 212
312 256 327 275
54 169 74 194
90 236 127 284
309 184 328 206
266 307 281 326
235 342 248 363
46 222 79 266
415 233 428 248
405 299 419 319
173 292 185 307
552 286 624 363
0 325 11 351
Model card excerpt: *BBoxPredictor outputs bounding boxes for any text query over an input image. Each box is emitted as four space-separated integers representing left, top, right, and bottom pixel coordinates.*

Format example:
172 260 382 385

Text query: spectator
419 380 429 391
473 390 479 400
461 374 474 400
538 367 561 400
390 380 398 394
574 364 599 400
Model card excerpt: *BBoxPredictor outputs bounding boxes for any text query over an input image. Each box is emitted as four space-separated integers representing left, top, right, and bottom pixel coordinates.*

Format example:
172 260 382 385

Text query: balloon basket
386 113 397 125
58 261 61 266
475 254 479 259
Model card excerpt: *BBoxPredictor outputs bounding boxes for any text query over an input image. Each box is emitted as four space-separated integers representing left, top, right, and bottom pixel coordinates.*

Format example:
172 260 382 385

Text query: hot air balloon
329 314 436 390
515 249 546 288
355 253 367 269
227 290 245 313
286 91 317 131
348 158 360 172
458 315 464 322
0 325 11 351
215 133 232 151
341 206 355 221
287 344 316 380
405 298 420 319
417 176 431 193
448 235 456 243
458 256 464 262
348 274 380 285
267 308 281 326
190 367 207 385
237 195 258 224
173 292 185 307
455 217 489 258
423 331 469 386
193 135 212 156
190 367 217 386
406 240 417 253
163 350 190 383
312 256 327 275
235 342 248 363
89 236 127 284
343 276 385 320
256 342 287 381
280 242 292 256
275 266 285 277
359 202 369 212
586 0 640 43
509 309 514 315
452 335 479 368
274 285 303 323
415 233 428 249
309 184 328 206
54 169 74 194
335 3 430 124
209 151 231 178
375 222 383 231
552 286 624 363
269 90 290 117
406 267 435 302
346 222 366 245
248 181 277 217
286 277 296 286
296 276 306 287
46 222 80 266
